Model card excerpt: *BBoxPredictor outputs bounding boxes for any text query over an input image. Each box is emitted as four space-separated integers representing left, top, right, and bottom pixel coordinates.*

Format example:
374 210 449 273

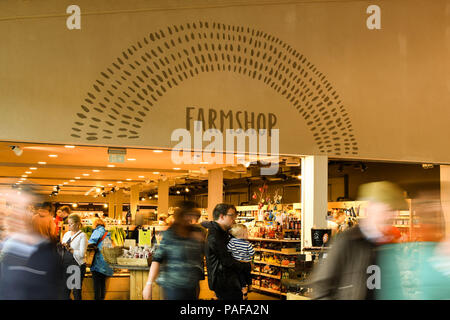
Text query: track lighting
10 146 23 156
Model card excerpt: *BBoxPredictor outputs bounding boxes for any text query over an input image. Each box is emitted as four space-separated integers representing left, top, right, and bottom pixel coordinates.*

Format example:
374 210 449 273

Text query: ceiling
0 141 288 196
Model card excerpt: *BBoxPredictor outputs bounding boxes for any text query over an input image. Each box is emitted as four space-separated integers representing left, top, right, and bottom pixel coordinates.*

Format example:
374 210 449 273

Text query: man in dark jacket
311 181 409 299
202 203 249 300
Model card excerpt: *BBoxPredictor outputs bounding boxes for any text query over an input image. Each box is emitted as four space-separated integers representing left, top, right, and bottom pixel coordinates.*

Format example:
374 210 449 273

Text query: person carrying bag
60 214 87 300
88 219 114 300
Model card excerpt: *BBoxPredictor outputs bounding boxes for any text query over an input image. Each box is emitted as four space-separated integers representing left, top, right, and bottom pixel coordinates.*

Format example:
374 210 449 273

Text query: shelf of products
251 271 282 280
254 248 300 255
252 285 286 296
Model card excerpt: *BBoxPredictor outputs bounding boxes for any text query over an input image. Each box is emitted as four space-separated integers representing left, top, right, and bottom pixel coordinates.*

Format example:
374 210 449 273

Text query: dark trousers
163 284 199 300
214 285 243 300
239 262 252 288
63 262 86 300
92 271 108 300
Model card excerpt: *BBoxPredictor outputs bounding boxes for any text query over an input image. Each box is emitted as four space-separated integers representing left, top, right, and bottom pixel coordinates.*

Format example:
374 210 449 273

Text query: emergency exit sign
108 148 126 163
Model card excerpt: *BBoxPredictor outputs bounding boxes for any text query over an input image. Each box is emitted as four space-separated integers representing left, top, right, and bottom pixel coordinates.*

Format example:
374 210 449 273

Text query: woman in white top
61 213 87 300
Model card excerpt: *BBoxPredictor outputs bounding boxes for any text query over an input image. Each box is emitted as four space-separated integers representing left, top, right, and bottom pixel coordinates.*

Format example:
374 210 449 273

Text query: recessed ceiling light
127 158 136 161
107 164 115 168
25 171 32 174
92 169 100 172
95 188 101 193
108 184 113 186
38 162 46 165
75 177 80 179
20 178 26 181
153 172 160 175
70 180 75 182
153 150 163 153
117 181 123 183
200 162 209 164
64 145 75 149
29 167 37 170
22 175 27 178
126 178 132 181
138 176 145 178
48 154 58 158
173 168 181 170
82 173 90 176
63 182 68 185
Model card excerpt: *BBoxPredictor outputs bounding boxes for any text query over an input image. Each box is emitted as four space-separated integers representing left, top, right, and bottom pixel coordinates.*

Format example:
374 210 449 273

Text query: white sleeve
73 233 87 261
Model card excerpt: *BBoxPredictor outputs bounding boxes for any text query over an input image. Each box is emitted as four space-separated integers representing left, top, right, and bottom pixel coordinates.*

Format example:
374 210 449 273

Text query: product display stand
111 264 161 300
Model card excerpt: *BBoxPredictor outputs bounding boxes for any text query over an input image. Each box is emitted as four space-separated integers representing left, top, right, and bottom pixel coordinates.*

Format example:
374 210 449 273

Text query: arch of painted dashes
71 21 358 156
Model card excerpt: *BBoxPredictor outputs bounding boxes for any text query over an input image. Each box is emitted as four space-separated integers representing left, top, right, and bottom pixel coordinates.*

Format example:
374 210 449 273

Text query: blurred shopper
61 213 87 300
143 201 205 300
327 210 348 236
0 189 64 299
227 224 255 300
55 205 71 238
202 203 250 300
31 202 58 242
88 218 113 300
377 190 450 299
311 181 408 299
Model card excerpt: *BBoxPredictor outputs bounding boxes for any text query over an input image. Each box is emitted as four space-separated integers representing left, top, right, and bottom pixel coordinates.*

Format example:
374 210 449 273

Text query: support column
158 180 169 219
208 168 223 220
440 165 450 238
108 193 115 219
115 188 124 221
301 155 328 249
130 184 141 224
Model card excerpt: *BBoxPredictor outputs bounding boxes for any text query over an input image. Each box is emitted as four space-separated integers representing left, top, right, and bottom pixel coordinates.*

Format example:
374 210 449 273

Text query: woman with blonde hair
61 213 87 300
87 218 113 300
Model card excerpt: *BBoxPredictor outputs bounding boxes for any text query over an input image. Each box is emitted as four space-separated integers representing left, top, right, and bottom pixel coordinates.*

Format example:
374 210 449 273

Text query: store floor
247 291 280 300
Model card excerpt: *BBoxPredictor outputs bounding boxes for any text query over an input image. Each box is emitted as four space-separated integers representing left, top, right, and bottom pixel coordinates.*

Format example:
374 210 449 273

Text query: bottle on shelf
151 227 157 249
126 209 132 225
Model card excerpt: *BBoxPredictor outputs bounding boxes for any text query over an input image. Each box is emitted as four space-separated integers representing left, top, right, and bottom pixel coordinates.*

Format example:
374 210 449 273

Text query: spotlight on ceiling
10 146 23 156
360 163 367 172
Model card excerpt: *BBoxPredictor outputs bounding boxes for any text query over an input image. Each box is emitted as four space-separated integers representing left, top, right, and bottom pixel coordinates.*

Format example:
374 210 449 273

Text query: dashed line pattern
71 21 358 155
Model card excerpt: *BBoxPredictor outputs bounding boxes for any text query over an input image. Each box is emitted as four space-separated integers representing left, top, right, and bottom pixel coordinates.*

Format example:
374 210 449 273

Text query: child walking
227 224 255 300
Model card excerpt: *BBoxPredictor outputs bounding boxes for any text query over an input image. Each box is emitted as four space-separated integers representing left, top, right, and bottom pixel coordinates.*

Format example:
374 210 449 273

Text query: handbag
57 231 82 264
85 231 108 266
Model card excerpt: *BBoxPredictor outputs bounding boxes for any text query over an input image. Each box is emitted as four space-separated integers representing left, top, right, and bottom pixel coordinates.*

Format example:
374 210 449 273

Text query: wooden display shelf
302 247 329 251
254 248 300 255
249 237 301 243
252 285 286 296
251 271 282 279
253 260 295 268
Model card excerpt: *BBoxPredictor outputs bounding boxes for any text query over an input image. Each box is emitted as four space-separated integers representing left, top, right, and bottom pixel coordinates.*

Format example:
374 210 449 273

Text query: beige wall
0 0 449 164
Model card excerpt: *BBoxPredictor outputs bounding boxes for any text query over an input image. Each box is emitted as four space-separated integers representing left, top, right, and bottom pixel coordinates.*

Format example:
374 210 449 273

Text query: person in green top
143 201 206 300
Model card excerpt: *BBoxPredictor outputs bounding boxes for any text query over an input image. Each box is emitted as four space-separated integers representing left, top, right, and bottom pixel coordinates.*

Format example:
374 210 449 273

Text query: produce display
121 245 152 259
110 226 126 247
81 226 93 239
